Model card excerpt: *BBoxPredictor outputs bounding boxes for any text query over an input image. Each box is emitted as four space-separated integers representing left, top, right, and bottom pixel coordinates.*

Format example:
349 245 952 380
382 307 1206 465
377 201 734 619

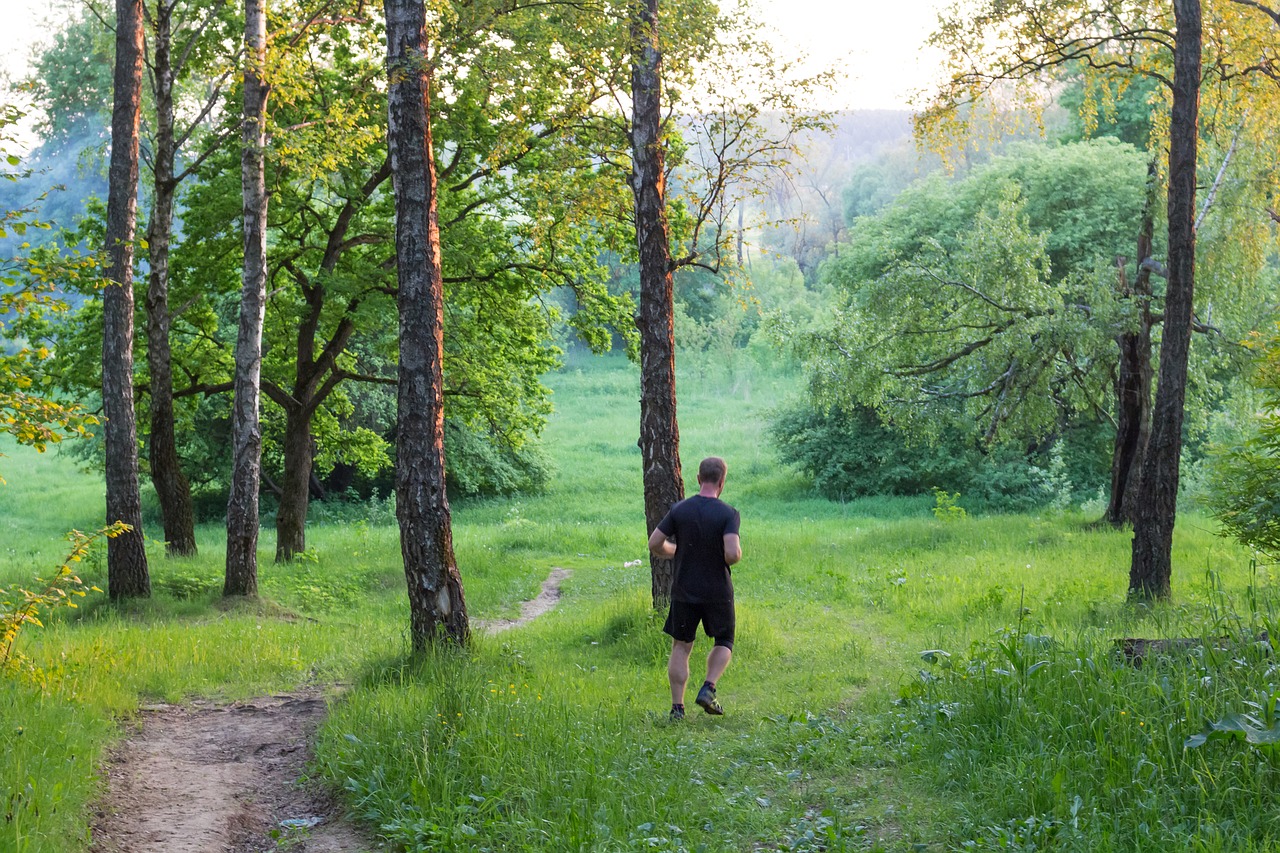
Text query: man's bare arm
723 533 741 566
649 528 676 557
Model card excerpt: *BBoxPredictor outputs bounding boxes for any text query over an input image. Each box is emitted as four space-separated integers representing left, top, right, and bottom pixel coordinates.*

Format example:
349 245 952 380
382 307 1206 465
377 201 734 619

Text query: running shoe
695 683 723 715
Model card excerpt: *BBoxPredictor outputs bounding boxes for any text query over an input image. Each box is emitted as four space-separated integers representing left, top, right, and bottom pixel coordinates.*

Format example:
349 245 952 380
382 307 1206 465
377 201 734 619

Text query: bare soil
89 568 574 852
476 567 572 633
91 690 372 853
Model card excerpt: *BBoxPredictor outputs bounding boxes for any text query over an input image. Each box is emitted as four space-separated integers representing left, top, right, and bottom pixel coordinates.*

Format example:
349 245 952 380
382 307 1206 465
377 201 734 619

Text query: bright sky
3 0 949 117
752 0 949 110
7 0 66 79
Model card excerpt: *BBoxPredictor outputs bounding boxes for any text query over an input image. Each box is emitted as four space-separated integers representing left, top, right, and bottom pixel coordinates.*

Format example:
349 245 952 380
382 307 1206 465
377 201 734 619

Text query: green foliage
0 526 120 676
0 105 101 469
1208 329 1280 556
769 404 974 499
931 488 968 521
794 139 1146 447
1057 68 1158 148
444 419 553 500
768 403 1111 512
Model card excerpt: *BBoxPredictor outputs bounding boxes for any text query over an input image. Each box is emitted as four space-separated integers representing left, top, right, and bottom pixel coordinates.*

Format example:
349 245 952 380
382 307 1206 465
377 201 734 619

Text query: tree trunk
1106 161 1157 528
630 0 684 609
103 0 151 600
275 406 311 561
1130 0 1201 599
225 0 269 597
385 0 469 649
271 164 386 562
145 0 198 557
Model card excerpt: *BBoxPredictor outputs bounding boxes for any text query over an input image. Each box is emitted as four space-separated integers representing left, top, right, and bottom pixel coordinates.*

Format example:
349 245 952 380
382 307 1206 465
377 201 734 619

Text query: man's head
697 456 727 491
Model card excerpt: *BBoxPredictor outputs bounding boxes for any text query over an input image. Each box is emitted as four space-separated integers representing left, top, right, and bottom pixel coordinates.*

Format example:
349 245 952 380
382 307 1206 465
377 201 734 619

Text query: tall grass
0 355 1273 851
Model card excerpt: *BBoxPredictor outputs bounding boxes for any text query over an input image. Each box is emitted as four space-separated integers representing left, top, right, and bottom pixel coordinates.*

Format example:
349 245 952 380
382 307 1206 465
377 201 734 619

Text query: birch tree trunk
630 0 684 609
103 0 151 599
384 0 469 648
225 0 269 596
146 0 198 557
1130 0 1201 599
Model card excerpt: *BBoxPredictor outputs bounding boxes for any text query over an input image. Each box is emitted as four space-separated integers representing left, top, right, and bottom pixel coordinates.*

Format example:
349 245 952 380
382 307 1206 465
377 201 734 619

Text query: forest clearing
4 357 1276 852
6 0 1280 849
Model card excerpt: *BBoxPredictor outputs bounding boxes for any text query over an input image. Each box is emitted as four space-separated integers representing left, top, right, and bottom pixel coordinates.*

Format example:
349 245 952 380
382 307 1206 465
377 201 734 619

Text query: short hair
697 456 727 485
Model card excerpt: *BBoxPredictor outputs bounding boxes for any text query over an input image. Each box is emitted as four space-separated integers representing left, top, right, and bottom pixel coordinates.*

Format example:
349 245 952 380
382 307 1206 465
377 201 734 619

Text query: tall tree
1106 160 1157 527
384 0 469 647
793 140 1145 449
225 0 269 597
145 0 232 557
1129 0 1201 598
145 0 197 556
102 0 151 600
629 0 684 609
917 0 1280 595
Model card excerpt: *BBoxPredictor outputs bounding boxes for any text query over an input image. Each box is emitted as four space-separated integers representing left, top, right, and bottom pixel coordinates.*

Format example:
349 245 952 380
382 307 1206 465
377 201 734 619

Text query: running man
648 456 742 720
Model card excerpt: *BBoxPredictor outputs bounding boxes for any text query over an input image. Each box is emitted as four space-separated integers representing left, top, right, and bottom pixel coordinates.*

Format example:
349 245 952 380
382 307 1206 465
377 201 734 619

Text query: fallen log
1115 631 1270 667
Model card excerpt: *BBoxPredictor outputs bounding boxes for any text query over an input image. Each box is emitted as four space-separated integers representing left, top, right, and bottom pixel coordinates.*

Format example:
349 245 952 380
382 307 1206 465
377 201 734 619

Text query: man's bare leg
705 644 732 687
669 640 694 706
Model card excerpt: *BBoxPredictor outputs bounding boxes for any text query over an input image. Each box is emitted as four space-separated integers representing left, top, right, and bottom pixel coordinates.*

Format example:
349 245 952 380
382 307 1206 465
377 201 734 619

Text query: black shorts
663 599 735 649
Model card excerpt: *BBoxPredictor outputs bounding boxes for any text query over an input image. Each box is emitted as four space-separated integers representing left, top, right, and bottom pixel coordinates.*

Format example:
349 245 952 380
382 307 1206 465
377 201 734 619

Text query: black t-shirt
657 495 741 603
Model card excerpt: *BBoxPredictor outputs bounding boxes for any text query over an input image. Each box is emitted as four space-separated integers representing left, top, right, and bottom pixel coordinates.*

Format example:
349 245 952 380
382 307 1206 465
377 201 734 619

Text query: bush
443 420 553 500
769 403 1109 512
1207 330 1280 556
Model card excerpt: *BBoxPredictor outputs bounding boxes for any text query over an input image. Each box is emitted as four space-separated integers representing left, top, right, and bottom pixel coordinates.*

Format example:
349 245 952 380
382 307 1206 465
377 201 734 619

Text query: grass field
2 353 1277 852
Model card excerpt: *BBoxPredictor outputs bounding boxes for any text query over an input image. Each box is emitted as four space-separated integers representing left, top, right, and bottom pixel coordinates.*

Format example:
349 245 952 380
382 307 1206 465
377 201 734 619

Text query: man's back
663 495 740 603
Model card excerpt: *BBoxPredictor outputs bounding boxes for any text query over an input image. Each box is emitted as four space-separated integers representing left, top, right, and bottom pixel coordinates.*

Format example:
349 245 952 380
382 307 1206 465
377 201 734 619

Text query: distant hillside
822 109 914 161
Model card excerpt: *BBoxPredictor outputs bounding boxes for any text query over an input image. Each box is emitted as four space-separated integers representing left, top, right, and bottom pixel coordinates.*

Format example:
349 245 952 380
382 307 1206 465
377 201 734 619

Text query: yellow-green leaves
0 524 125 679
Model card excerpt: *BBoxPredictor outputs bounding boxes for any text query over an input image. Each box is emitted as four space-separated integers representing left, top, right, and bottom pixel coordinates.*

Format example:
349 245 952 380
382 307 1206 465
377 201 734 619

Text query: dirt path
477 567 572 633
91 690 371 853
90 568 573 851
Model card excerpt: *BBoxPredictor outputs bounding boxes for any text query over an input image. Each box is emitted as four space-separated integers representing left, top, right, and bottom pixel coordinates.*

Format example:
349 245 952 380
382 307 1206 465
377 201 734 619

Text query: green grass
1 354 1276 851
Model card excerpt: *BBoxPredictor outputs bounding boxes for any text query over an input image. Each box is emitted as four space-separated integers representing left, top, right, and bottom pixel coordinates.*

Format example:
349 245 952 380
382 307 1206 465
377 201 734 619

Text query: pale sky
752 0 948 110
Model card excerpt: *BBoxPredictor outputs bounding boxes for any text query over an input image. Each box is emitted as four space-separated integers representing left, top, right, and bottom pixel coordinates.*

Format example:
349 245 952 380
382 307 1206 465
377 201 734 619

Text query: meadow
2 353 1277 852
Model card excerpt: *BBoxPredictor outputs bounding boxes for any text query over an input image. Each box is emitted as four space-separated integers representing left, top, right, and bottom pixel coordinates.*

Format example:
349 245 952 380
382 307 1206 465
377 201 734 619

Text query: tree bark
225 0 269 597
275 404 311 561
1130 0 1201 599
145 0 198 557
1106 161 1157 528
102 0 151 600
630 0 684 609
385 0 469 648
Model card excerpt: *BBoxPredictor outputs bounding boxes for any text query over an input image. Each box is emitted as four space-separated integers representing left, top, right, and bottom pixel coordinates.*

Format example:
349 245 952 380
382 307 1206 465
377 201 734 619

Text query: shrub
769 403 1108 512
1 525 122 676
443 420 553 500
1207 329 1280 556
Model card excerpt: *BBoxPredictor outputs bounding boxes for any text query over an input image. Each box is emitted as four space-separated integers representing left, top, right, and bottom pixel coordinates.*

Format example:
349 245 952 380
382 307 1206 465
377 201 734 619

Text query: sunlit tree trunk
1130 0 1201 599
385 0 469 648
630 0 683 609
145 0 198 557
225 0 269 597
103 0 151 599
